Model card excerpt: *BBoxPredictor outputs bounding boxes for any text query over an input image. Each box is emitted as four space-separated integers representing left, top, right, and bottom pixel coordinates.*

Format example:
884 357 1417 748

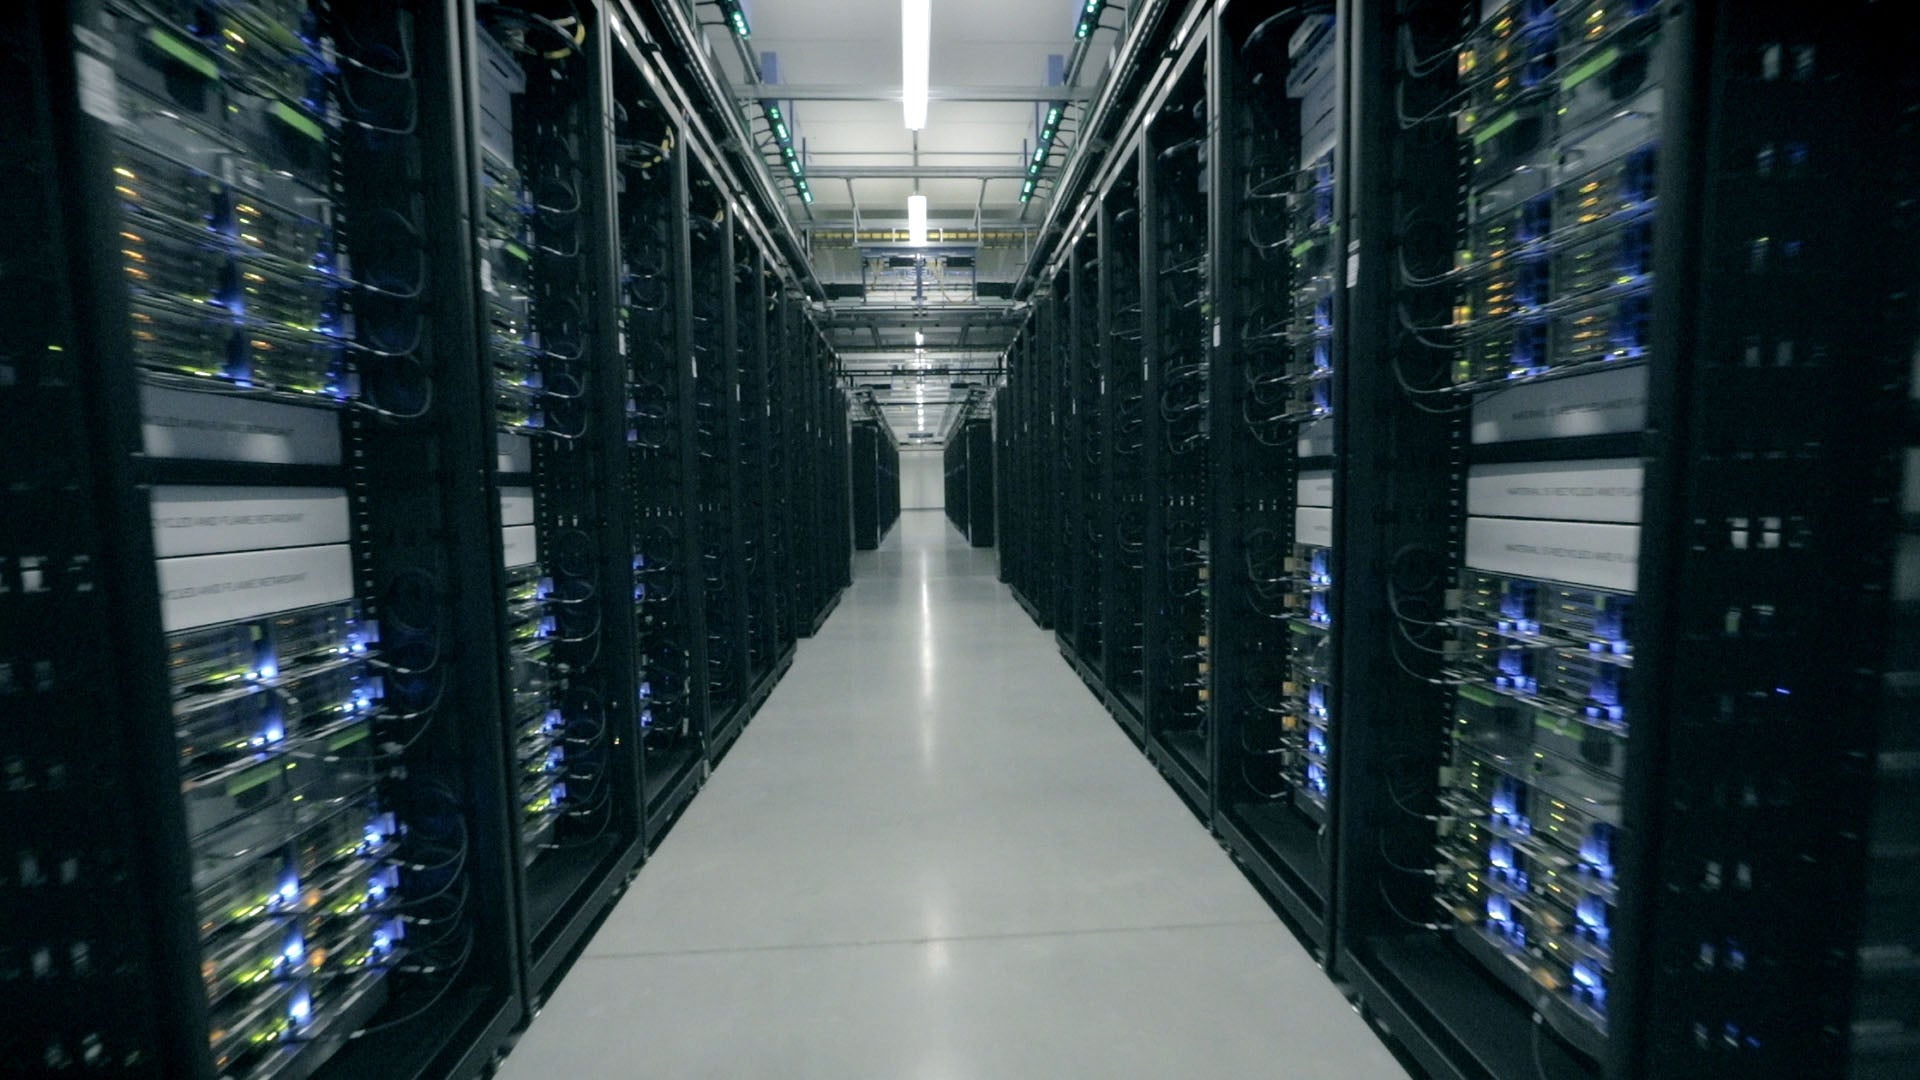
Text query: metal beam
806 164 1031 180
741 84 1093 103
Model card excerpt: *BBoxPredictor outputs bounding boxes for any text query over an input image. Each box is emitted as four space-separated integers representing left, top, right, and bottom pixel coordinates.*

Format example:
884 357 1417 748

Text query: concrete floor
498 509 1409 1079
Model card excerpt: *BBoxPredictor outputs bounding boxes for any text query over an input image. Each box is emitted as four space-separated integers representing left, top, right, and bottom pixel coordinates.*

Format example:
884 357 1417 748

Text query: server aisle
494 511 1408 1079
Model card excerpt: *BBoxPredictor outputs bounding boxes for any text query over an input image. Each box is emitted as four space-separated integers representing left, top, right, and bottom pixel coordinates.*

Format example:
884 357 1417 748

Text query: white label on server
76 53 124 125
141 386 341 465
157 544 355 632
502 525 540 569
1298 417 1335 458
1297 470 1334 508
500 489 536 528
1470 366 1649 445
497 434 534 474
150 487 351 557
1465 517 1640 593
1295 506 1334 548
1466 460 1643 524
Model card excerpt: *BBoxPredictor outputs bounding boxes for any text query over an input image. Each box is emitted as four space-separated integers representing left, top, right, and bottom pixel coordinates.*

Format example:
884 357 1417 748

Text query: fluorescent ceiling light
907 194 928 245
902 0 930 130
914 330 925 346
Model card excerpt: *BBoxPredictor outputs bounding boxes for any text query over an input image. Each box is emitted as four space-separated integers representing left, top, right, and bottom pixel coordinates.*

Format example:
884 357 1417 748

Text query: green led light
1033 147 1047 163
783 145 797 159
774 121 789 141
765 104 782 121
788 160 802 176
1022 179 1036 195
727 5 751 38
802 190 814 204
1046 106 1062 125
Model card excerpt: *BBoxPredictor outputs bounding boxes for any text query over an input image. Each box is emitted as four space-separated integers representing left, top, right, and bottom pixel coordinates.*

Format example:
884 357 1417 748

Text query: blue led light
289 989 312 1024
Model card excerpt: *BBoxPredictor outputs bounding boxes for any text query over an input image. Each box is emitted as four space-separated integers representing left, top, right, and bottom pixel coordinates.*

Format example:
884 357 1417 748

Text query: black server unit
1335 4 1918 1080
1140 32 1214 819
609 38 707 846
1099 154 1148 740
9 1 529 1075
1210 4 1344 956
964 418 995 548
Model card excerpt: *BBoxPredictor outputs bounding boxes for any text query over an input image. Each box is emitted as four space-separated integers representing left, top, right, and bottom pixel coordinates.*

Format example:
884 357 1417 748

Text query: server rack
466 0 648 1002
1099 152 1149 741
10 1 530 1075
1006 307 1058 627
1334 4 1918 1080
4 2 852 1074
943 425 970 537
1140 30 1215 818
964 418 996 547
939 416 996 547
850 420 879 551
610 37 707 847
1209 3 1344 958
1047 286 1074 641
850 416 899 551
1065 231 1106 684
992 3 1916 1078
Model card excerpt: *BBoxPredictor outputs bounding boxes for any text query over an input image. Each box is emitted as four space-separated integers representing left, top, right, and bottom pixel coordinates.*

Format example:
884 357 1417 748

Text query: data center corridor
497 509 1406 1078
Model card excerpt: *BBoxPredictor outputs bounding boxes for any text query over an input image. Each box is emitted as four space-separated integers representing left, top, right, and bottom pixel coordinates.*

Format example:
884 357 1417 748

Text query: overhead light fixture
760 99 812 206
914 330 925 346
1021 101 1069 205
721 0 751 38
1075 0 1106 40
901 0 930 130
907 193 928 246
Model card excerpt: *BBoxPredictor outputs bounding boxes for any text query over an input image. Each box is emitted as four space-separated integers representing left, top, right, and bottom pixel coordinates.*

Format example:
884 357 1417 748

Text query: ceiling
703 0 1122 442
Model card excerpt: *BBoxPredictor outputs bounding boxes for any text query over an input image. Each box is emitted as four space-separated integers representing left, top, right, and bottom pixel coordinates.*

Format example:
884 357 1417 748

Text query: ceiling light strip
902 0 931 130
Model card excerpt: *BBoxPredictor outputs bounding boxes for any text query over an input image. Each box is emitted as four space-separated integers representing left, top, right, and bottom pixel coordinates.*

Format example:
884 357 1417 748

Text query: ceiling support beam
740 84 1093 103
806 164 1030 180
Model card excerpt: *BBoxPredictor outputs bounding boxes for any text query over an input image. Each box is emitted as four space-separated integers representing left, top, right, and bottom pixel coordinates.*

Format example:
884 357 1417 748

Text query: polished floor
498 509 1409 1079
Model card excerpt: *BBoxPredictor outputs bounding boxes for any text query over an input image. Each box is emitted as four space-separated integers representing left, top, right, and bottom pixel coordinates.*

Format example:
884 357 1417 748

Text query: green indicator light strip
148 28 219 81
1561 46 1621 92
505 241 530 262
226 761 283 797
1471 109 1520 147
328 724 371 752
271 101 326 143
1458 685 1500 708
